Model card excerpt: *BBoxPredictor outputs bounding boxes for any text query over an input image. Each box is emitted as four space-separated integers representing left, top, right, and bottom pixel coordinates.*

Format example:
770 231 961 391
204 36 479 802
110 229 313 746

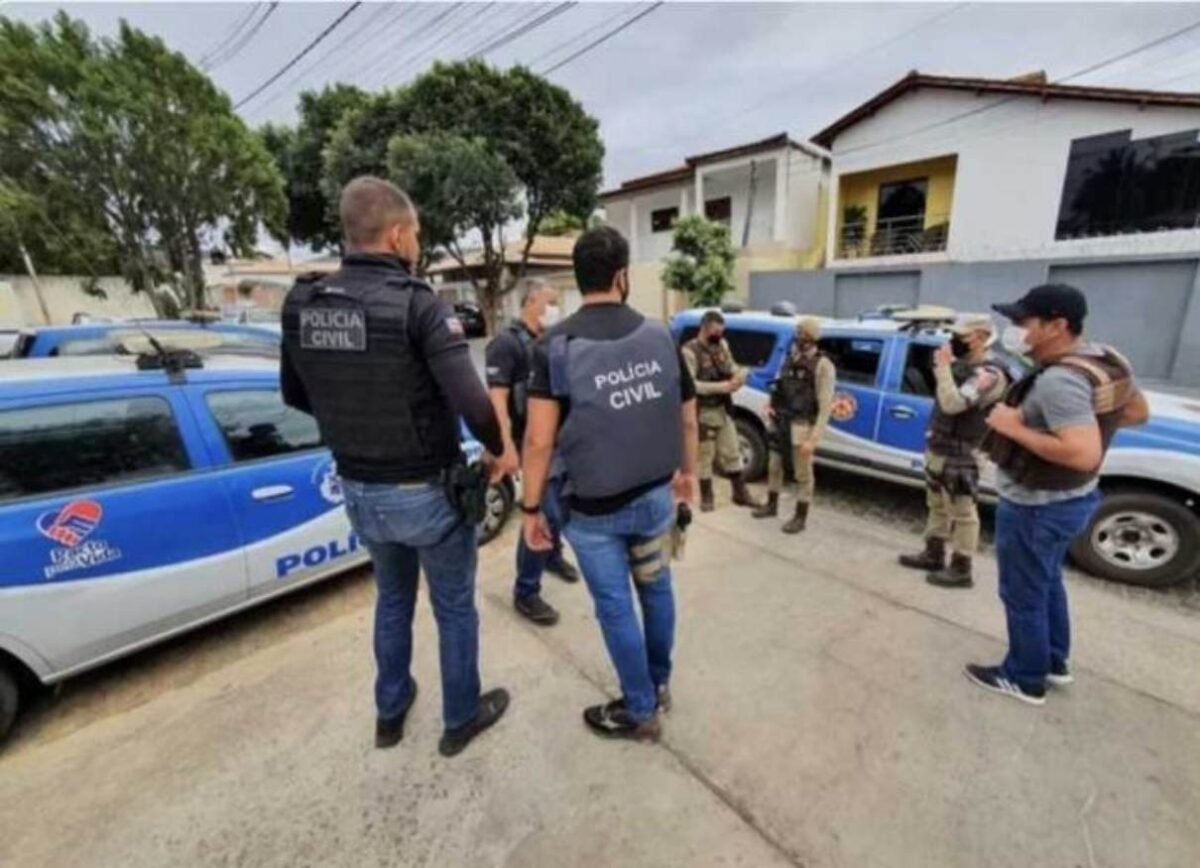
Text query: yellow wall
837 155 957 237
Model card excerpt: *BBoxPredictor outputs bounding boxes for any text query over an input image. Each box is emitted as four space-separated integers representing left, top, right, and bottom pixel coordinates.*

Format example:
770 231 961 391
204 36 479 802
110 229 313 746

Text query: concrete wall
0 276 159 327
751 254 1200 387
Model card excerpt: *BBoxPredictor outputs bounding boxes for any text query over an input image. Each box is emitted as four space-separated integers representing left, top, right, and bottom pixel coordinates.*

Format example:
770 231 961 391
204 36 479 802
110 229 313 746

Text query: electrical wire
542 1 664 76
198 3 261 69
207 2 280 72
526 3 636 70
467 2 576 61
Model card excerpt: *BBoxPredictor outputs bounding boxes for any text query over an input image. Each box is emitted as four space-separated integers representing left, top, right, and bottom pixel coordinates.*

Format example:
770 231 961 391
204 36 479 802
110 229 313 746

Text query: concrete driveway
2 490 1198 868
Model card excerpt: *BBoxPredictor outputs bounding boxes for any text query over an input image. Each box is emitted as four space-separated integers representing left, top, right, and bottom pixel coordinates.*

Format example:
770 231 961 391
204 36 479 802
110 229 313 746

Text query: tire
734 414 769 482
477 478 513 546
0 662 18 746
1070 490 1200 589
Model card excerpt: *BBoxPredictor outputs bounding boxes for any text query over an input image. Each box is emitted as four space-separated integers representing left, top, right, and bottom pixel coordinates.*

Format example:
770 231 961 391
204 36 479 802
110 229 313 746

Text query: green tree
0 13 286 313
661 215 737 308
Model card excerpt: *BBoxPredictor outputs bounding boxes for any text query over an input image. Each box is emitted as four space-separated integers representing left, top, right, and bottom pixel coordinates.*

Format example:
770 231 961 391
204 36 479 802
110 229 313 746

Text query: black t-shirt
529 302 696 515
484 321 536 446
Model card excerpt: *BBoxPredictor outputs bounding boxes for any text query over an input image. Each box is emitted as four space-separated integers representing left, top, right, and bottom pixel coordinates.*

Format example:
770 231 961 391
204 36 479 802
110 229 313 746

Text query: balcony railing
838 212 950 259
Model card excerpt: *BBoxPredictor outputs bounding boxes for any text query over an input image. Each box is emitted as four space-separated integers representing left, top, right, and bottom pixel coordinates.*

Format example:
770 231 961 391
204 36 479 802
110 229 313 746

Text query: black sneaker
583 698 661 742
546 558 581 583
963 664 1046 706
515 593 560 626
375 679 418 749
656 684 672 714
438 688 511 758
1047 660 1075 687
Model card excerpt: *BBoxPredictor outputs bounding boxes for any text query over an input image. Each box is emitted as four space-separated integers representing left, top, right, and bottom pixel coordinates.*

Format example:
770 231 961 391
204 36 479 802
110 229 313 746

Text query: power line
206 2 280 73
527 3 639 70
234 3 365 110
198 3 261 69
542 2 664 76
370 2 487 88
467 2 577 61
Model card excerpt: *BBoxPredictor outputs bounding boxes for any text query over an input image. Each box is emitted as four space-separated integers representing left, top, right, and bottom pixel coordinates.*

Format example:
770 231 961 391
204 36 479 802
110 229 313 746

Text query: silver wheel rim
1091 510 1180 572
738 432 754 468
479 486 506 538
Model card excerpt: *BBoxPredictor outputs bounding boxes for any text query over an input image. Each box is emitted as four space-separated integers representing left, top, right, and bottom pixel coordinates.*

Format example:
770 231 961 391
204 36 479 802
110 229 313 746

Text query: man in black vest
521 227 699 742
965 284 1148 706
281 177 515 757
486 278 580 628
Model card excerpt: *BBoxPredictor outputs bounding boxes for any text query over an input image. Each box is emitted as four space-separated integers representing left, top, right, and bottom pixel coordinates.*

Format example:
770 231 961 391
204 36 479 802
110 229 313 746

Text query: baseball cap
950 313 995 336
992 284 1087 332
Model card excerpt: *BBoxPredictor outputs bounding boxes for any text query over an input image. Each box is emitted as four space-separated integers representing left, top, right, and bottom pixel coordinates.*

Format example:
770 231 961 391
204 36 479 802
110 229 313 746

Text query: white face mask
1001 324 1032 356
539 304 561 329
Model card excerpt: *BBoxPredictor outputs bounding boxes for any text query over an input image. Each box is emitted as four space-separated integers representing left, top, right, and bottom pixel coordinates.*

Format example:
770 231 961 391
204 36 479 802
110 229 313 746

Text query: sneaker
546 558 581 583
583 698 661 742
515 593 560 626
375 679 418 749
963 664 1046 706
438 688 511 758
656 684 672 714
1047 660 1075 687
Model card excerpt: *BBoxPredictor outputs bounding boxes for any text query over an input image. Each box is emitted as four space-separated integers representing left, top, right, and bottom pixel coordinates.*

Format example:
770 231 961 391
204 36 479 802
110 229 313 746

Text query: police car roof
0 354 279 396
673 308 906 334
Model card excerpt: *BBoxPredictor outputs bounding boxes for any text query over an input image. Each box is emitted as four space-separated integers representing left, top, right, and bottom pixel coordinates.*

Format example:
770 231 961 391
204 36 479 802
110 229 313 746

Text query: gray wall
750 254 1200 387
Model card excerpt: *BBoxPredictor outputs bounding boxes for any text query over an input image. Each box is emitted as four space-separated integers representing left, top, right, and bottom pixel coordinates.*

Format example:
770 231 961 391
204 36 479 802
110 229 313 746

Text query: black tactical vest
507 321 536 442
773 345 825 423
685 337 735 410
927 360 1007 457
281 263 460 483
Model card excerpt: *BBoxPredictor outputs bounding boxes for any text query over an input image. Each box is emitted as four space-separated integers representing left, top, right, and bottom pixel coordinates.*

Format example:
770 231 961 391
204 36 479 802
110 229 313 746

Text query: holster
443 460 490 526
927 453 980 499
768 413 796 482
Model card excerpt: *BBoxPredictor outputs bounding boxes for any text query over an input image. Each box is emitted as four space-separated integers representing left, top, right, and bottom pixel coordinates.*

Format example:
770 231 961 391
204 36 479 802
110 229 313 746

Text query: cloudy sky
5 1 1200 187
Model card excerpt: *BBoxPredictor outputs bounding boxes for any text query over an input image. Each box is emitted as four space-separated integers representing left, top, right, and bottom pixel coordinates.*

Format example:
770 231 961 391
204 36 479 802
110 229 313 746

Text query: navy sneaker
1047 660 1075 687
964 664 1046 706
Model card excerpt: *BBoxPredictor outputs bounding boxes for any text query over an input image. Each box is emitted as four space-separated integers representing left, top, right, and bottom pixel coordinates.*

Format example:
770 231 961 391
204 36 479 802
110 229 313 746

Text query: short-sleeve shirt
485 321 536 445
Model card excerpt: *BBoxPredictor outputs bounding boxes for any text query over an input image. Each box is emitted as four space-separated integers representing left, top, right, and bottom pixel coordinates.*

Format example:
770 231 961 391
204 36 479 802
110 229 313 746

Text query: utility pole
18 240 53 325
742 160 758 248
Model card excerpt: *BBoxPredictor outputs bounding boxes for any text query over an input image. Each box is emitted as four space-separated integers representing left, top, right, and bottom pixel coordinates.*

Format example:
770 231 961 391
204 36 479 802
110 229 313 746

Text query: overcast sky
5 1 1200 187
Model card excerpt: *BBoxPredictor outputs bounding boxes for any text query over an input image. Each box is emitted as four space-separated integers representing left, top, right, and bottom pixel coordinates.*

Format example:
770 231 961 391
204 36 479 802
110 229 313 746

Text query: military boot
752 492 779 519
781 501 809 534
898 537 945 571
700 479 715 513
730 472 759 509
927 554 974 588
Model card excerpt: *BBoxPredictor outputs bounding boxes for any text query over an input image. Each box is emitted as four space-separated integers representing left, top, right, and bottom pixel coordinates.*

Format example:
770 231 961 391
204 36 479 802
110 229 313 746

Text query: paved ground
3 486 1199 868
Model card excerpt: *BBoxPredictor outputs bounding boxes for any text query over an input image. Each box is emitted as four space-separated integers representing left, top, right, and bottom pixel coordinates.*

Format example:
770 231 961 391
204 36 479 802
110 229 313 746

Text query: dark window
0 397 190 502
704 197 733 224
819 337 884 387
676 325 779 369
651 207 679 233
1056 128 1200 239
206 390 321 462
900 344 938 397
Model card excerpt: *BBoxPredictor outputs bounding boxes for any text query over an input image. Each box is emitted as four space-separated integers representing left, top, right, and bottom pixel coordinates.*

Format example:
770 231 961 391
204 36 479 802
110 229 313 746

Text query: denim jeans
563 483 676 723
341 479 481 730
514 476 569 600
996 490 1101 690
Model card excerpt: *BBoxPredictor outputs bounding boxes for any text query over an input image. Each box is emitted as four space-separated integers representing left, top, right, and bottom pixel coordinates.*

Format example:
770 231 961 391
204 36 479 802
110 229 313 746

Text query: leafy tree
537 209 602 237
661 215 737 308
0 13 286 313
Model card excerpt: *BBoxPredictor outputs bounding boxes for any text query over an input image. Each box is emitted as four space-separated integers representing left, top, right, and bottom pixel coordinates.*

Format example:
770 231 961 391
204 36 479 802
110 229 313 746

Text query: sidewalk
1 499 1197 868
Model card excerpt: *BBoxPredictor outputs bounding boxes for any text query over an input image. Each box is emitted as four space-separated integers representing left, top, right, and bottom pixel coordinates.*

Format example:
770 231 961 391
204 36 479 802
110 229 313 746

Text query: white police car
671 307 1200 590
0 349 512 742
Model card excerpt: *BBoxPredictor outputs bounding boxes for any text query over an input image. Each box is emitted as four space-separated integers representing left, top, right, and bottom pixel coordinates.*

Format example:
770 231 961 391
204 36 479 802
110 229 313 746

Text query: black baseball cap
992 283 1088 333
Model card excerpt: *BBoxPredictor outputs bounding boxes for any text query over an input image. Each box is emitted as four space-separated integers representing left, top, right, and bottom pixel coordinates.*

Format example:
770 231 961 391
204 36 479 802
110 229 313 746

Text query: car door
876 335 938 477
186 383 364 595
0 387 247 676
815 334 887 466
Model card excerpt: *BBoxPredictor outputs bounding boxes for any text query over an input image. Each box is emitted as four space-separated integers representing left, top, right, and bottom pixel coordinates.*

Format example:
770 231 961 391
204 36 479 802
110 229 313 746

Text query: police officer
965 284 1149 705
520 226 699 742
485 278 580 628
281 177 515 757
681 311 758 513
752 317 836 533
899 315 1009 588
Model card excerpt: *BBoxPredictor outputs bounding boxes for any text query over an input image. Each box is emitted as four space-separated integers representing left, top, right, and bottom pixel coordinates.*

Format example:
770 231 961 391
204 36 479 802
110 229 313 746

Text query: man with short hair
281 176 514 757
485 278 580 628
521 226 699 742
965 283 1149 705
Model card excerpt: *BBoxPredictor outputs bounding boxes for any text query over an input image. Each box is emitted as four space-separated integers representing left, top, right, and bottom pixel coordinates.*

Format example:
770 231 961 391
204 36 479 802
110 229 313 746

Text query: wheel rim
1090 510 1180 572
738 432 754 468
478 486 506 538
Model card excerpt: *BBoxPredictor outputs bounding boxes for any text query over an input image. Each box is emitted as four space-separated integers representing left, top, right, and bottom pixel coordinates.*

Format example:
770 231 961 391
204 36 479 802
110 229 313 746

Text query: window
877 178 928 225
676 325 779 369
900 344 938 397
704 197 732 224
207 390 321 462
651 207 679 233
0 397 190 502
54 330 280 359
819 337 883 386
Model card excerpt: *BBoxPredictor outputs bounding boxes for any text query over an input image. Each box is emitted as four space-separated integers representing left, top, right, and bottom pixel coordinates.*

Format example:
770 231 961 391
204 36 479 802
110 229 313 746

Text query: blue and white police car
671 306 1200 590
0 347 512 742
5 320 282 359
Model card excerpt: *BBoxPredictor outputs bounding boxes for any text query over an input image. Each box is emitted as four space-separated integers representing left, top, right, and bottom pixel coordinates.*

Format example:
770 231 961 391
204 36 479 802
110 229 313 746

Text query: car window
206 389 321 462
55 331 279 358
0 397 190 502
901 343 938 397
820 337 884 387
676 325 778 368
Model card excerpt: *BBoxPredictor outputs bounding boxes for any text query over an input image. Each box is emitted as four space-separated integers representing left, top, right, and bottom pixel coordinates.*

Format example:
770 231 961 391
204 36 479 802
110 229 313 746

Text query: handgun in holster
444 460 490 526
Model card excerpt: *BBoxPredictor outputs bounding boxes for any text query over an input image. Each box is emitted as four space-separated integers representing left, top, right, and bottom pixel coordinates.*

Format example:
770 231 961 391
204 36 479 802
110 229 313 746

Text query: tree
0 13 286 313
661 216 737 308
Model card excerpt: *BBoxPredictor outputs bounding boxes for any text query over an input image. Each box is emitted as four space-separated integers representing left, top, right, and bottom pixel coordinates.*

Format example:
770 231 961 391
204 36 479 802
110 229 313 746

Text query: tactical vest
685 337 735 410
772 345 825 423
984 346 1135 491
927 360 1007 458
281 265 460 482
549 320 683 499
507 321 535 439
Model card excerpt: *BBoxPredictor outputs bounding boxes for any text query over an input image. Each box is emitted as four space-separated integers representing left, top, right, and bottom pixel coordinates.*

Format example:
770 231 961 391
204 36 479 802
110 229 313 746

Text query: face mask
539 304 561 329
949 335 971 359
797 337 816 353
706 333 723 345
1001 325 1032 356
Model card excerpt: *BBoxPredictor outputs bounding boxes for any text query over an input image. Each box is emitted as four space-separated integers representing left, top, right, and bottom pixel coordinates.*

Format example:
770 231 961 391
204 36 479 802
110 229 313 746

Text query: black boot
899 537 946 571
927 553 974 588
730 473 759 509
752 492 779 519
781 501 809 534
700 479 715 513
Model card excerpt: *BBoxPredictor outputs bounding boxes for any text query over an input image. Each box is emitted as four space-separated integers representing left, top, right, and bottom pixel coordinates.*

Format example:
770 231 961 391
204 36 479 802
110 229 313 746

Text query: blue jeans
515 476 569 600
563 483 676 723
995 491 1101 690
341 479 481 730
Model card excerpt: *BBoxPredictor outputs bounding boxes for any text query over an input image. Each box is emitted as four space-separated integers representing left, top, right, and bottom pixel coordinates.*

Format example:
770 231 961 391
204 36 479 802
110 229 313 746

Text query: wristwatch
519 502 540 515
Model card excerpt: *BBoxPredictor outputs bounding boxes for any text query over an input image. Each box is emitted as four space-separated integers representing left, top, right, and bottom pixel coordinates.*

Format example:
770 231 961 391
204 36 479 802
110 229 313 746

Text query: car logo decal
830 391 858 422
37 499 103 547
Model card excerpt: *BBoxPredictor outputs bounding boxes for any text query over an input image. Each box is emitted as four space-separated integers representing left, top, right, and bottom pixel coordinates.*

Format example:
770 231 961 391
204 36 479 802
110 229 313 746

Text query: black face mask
950 336 971 358
706 333 723 345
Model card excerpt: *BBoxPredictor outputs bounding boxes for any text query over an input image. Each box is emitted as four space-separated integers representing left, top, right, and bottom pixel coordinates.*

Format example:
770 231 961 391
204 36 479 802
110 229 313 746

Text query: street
2 485 1198 868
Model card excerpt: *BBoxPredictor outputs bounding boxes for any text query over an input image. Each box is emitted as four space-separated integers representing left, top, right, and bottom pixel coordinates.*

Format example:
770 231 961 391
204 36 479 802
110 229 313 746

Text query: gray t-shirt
995 344 1103 505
